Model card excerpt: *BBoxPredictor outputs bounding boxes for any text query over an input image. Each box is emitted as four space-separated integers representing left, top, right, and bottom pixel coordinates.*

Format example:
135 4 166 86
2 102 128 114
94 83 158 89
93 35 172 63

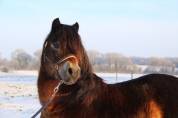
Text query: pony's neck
75 73 106 98
38 68 60 105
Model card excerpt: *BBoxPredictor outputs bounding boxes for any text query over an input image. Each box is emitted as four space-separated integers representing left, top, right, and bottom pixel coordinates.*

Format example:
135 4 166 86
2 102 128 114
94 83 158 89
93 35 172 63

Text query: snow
0 70 38 76
0 71 137 118
96 73 144 84
0 74 40 118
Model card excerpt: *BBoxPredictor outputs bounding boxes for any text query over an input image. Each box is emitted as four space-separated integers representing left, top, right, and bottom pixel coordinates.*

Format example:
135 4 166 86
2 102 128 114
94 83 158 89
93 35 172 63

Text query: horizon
1 48 178 60
0 0 178 58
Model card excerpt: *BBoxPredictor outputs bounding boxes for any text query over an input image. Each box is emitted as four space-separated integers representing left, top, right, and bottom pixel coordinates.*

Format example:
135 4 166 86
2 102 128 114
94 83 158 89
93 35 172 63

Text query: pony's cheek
44 64 57 77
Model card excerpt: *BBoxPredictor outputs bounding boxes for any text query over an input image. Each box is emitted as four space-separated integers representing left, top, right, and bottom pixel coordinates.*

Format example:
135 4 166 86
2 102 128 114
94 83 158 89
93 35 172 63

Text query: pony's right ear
52 18 61 32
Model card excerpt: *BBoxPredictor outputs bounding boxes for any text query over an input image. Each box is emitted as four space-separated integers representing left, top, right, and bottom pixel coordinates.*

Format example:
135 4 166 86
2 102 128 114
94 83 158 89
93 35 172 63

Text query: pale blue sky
0 0 178 58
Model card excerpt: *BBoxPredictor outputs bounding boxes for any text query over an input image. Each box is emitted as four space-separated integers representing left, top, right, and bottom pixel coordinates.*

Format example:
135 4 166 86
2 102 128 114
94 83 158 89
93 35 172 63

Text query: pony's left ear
52 18 61 32
73 22 79 32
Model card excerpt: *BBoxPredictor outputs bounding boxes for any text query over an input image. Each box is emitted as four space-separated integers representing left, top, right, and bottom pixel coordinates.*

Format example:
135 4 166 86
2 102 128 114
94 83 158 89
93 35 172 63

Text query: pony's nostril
68 68 73 75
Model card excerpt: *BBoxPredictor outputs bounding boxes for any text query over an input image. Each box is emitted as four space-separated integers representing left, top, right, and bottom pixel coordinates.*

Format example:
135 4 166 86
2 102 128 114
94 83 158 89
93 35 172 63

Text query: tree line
0 49 178 74
0 49 41 72
88 50 178 74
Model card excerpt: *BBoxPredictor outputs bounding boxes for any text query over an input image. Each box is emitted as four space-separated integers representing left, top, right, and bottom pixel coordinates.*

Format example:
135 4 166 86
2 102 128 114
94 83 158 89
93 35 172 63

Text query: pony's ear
73 22 79 32
52 18 61 32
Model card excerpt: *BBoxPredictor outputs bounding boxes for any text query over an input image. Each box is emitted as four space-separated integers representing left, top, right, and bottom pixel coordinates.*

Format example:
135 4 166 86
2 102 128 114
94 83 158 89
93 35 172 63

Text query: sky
0 0 178 58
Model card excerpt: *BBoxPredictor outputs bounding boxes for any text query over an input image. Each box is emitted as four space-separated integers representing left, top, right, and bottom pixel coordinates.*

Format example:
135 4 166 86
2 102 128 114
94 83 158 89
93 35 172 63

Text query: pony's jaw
58 61 81 85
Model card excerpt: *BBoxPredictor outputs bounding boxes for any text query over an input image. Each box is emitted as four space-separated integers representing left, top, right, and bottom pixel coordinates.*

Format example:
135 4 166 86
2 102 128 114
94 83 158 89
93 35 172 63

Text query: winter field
0 71 146 118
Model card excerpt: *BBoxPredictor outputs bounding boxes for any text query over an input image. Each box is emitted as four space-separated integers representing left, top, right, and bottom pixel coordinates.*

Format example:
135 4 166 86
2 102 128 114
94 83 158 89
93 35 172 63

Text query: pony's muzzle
66 62 80 79
58 61 81 85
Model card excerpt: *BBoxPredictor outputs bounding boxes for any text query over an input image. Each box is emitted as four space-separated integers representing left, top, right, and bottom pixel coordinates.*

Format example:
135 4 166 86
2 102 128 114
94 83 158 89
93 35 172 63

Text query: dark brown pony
38 18 178 118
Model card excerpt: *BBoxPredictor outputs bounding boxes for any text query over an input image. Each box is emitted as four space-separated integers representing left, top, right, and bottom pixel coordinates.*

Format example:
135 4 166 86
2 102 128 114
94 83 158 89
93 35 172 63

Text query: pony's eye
51 42 59 49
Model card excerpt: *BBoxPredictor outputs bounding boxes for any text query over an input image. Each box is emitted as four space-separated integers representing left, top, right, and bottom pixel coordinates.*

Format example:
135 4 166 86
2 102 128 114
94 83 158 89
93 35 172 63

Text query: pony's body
38 72 178 118
38 18 178 118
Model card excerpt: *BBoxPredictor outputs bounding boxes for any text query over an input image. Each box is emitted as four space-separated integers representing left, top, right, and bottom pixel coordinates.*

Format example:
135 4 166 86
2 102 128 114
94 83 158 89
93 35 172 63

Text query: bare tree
0 52 2 66
30 49 42 70
0 52 10 72
144 57 175 74
11 49 32 70
104 53 136 73
88 50 101 65
149 57 174 67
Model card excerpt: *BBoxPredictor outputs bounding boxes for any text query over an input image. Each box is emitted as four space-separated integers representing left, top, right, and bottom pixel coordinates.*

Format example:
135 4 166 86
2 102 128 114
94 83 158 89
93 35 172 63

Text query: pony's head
41 18 92 85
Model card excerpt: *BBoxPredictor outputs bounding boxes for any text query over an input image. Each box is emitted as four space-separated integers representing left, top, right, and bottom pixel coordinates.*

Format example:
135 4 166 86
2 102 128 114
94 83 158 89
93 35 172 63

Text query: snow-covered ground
0 74 40 118
0 71 143 118
0 70 38 76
